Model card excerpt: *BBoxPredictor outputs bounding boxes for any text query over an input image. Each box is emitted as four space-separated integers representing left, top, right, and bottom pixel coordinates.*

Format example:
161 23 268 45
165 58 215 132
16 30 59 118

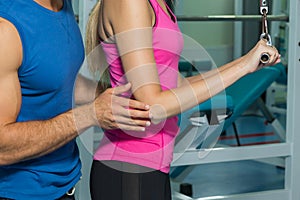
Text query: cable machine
171 0 300 199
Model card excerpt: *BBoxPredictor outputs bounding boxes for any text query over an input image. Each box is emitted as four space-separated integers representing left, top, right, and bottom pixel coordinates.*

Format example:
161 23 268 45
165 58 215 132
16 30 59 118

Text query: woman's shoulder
105 0 153 20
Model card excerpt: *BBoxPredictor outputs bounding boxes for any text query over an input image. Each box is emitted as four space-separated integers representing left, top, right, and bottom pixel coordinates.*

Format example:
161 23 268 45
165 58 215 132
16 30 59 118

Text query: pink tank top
94 0 184 173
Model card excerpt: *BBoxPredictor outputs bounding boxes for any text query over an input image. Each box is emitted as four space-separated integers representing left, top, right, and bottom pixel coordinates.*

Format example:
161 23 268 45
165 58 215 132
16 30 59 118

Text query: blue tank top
0 0 84 199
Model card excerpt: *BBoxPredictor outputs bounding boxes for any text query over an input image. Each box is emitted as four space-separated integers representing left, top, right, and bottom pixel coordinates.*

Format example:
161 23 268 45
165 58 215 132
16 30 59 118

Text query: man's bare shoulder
0 17 22 70
0 17 18 36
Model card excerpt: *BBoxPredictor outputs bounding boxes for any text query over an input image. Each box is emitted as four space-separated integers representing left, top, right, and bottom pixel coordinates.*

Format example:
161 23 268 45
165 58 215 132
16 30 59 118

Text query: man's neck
34 0 63 12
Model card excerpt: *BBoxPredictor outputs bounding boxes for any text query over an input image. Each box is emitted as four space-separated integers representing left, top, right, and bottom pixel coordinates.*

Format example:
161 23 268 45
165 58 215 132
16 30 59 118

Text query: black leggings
90 160 171 200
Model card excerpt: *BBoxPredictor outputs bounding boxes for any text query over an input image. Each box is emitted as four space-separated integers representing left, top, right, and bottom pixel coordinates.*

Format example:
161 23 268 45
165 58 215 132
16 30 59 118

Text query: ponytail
85 1 111 90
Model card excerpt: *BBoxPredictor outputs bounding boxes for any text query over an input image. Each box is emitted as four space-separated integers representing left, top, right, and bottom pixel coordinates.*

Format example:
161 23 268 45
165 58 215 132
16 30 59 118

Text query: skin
0 0 151 166
98 0 281 123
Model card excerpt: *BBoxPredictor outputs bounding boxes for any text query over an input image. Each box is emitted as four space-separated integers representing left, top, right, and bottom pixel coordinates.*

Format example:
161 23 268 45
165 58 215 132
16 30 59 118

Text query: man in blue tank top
0 0 151 199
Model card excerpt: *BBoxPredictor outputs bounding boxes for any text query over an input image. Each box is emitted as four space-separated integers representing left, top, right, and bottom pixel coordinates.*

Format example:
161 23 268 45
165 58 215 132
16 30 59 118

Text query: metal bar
171 142 291 166
177 15 289 22
286 0 300 199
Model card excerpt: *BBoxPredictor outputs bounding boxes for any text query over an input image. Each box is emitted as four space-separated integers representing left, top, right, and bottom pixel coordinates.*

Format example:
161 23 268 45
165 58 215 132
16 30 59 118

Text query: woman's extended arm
104 0 280 123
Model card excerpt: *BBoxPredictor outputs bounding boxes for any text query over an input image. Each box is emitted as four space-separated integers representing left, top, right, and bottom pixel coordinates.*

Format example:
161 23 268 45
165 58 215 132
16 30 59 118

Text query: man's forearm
0 104 95 166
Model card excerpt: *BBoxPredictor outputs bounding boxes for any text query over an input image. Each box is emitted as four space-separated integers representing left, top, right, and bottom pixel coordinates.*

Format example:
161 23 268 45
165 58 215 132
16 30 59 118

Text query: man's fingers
115 115 151 127
112 102 151 120
112 95 150 111
112 105 151 125
111 84 150 111
108 103 151 125
128 109 151 119
128 99 150 111
110 114 150 132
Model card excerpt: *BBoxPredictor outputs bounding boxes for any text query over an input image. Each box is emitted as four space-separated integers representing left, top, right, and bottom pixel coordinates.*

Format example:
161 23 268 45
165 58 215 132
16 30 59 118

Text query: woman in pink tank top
85 0 280 199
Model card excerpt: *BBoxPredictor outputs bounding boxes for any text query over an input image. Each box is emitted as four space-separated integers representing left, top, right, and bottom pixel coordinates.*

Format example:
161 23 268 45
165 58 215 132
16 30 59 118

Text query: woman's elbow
149 104 168 124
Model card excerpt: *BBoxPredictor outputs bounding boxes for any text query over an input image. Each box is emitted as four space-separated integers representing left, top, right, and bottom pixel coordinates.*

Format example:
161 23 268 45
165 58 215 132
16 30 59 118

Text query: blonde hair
85 1 100 55
85 1 111 90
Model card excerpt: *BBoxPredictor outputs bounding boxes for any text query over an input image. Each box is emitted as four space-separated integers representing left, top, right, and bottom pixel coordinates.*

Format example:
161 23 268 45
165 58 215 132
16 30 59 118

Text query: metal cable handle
259 0 272 64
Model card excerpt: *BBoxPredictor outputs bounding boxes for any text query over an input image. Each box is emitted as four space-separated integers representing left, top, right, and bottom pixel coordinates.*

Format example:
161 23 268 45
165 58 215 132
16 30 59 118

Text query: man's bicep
0 20 22 125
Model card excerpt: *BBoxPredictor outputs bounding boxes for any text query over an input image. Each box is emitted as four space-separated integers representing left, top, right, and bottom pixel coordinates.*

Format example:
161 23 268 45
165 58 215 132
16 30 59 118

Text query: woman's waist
106 117 178 139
